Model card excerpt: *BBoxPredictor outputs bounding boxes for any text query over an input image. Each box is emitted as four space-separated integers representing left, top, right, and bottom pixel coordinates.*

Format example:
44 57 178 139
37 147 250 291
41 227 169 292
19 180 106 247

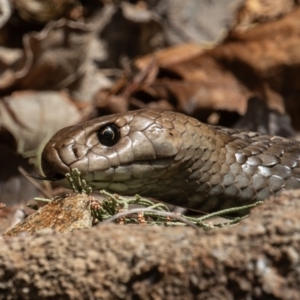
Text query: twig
65 168 264 229
65 168 92 195
18 166 53 199
99 207 200 230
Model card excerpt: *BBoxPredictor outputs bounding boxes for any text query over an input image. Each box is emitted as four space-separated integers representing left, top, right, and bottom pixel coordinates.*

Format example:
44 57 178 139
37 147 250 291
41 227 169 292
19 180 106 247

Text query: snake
41 109 300 213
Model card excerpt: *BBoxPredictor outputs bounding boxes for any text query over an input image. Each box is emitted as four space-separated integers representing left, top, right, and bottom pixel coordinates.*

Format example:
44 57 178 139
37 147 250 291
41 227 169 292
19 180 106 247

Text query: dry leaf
234 0 297 30
0 90 81 152
0 19 92 92
100 8 300 128
147 0 244 45
13 0 81 24
0 0 11 29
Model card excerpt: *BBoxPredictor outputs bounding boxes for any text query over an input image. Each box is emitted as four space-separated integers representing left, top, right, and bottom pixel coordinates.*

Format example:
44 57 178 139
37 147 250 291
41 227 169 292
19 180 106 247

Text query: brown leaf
135 43 204 70
13 0 81 24
0 47 23 90
103 8 300 128
0 19 92 92
0 0 11 29
0 90 81 152
234 0 297 30
146 0 244 45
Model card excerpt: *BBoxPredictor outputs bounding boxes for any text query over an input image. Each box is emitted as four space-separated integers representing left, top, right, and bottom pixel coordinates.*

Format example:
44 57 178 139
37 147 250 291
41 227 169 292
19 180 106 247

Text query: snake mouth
29 173 66 182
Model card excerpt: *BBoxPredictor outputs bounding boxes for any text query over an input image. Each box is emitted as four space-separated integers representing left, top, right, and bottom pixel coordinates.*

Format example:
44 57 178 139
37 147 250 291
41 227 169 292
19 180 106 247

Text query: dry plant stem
99 207 200 229
97 190 263 229
100 189 170 211
30 196 62 210
62 168 263 229
65 168 92 195
18 166 53 199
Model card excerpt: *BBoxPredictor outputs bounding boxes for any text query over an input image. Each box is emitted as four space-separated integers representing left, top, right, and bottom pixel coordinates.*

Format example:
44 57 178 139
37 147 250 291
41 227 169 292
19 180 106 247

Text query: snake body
41 109 300 212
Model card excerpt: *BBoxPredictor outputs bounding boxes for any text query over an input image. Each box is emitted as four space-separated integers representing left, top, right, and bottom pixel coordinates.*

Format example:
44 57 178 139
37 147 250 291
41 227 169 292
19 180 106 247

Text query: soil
0 190 300 299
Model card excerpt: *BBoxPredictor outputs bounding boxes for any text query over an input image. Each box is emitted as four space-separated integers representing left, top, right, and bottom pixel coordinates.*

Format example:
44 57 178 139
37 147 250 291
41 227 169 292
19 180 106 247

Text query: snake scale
41 109 300 212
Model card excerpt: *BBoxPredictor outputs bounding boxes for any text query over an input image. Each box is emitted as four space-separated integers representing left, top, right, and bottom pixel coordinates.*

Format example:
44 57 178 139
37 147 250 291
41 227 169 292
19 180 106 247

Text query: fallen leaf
0 19 92 92
234 0 297 30
13 0 82 24
0 0 11 29
146 0 244 44
100 8 300 129
0 90 81 152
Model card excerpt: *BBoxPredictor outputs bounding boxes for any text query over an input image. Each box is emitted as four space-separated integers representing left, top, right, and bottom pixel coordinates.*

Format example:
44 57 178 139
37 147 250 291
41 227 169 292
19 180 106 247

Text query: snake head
41 109 193 197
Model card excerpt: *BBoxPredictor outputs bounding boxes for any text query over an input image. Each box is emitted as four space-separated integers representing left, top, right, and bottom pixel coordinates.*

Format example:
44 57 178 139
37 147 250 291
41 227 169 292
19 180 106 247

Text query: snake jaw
41 173 66 181
41 141 71 182
29 173 66 182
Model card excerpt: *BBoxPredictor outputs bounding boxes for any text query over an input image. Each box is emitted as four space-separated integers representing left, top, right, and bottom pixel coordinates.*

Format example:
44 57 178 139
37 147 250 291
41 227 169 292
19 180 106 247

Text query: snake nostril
72 145 80 159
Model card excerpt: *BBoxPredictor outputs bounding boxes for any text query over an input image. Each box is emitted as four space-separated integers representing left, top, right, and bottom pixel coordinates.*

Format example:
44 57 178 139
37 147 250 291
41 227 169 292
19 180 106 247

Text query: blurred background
1 0 300 232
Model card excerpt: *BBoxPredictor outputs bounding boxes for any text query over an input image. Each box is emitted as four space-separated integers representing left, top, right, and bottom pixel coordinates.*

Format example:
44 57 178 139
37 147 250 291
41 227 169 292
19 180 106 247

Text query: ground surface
1 190 299 300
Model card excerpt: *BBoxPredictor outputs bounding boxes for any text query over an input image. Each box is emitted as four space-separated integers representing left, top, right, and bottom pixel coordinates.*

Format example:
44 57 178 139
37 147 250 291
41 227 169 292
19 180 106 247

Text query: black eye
97 124 120 146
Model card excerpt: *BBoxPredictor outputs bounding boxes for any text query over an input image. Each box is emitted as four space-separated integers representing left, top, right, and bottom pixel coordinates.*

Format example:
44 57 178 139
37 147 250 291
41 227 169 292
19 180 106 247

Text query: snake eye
97 124 120 146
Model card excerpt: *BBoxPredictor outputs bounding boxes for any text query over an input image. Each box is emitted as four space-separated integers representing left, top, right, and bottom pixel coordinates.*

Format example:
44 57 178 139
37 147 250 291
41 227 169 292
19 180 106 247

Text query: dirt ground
1 190 300 300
